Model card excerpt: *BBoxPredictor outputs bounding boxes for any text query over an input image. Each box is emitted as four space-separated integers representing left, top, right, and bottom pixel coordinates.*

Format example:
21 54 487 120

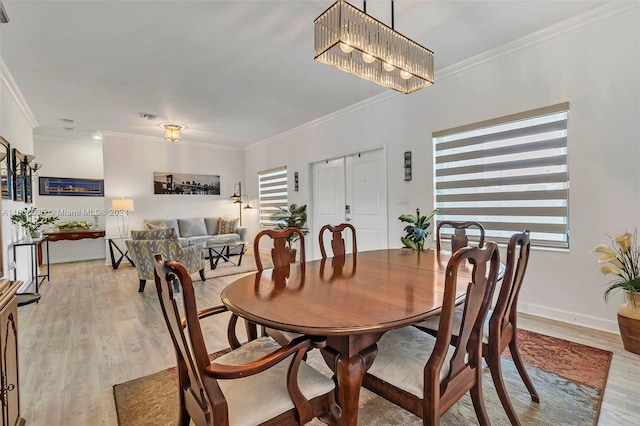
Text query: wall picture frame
38 177 105 196
153 172 220 195
0 137 11 200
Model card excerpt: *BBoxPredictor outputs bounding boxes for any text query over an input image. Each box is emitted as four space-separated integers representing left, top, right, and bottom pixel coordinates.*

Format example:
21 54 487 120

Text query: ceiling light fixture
314 0 434 94
163 124 184 143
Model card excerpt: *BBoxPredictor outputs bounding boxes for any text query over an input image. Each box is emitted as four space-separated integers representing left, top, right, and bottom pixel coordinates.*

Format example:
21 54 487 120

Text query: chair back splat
319 223 357 259
253 227 306 271
436 220 485 254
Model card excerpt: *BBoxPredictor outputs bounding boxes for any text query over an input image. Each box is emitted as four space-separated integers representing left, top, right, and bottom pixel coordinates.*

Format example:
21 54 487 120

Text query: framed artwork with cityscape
39 177 105 196
153 172 220 195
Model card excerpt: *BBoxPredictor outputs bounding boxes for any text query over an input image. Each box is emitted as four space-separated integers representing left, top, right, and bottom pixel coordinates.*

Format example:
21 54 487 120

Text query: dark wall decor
39 177 105 196
0 137 11 199
12 148 25 202
404 151 412 181
153 172 220 195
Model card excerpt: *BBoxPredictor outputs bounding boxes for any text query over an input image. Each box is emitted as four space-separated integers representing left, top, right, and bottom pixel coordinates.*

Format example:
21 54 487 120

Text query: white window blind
258 166 288 227
433 103 569 249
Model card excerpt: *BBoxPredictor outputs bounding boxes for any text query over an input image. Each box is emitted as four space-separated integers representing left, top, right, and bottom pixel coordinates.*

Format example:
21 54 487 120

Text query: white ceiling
1 0 608 148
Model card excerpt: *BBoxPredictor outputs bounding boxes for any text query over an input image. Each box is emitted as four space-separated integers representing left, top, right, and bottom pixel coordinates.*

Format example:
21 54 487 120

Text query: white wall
244 8 640 333
102 133 246 244
0 65 37 288
34 136 105 263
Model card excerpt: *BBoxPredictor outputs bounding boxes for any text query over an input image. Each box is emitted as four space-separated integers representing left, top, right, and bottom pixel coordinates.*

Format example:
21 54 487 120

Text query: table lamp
112 198 135 237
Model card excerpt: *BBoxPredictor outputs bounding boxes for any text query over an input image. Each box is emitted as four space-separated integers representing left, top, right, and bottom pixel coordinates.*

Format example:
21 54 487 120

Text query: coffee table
207 240 246 270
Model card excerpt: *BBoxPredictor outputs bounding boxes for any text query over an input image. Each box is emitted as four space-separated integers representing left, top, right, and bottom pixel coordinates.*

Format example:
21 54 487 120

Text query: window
433 103 569 249
258 166 288 227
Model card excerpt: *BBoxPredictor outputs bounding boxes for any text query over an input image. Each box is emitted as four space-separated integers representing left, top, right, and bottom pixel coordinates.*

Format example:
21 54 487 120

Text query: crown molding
436 1 639 80
246 1 638 151
34 134 103 146
245 90 398 151
100 130 243 151
0 56 39 128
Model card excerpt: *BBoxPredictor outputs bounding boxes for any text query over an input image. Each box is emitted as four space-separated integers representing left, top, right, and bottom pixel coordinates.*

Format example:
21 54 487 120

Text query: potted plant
271 203 309 262
10 207 59 241
592 230 640 354
399 208 439 250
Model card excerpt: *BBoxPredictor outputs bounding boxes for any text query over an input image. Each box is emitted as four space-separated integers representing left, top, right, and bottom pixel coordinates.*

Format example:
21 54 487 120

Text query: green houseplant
271 203 309 262
11 207 59 240
592 230 640 354
399 208 439 250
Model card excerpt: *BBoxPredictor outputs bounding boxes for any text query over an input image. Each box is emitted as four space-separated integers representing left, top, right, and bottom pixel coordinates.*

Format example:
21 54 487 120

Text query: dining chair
436 220 485 254
319 223 357 258
416 231 538 425
252 227 307 345
153 254 341 426
253 228 306 271
362 242 500 426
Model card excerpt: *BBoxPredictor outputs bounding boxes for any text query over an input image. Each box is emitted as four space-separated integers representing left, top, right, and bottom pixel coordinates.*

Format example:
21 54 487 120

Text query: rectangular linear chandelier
314 0 434 94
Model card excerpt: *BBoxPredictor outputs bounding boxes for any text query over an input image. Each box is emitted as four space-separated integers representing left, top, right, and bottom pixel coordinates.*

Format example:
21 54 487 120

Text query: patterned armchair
125 228 205 292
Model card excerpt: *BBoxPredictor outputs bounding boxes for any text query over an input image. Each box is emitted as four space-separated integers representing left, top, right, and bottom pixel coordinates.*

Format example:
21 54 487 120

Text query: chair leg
509 338 540 403
469 369 490 426
199 268 206 281
488 351 521 426
138 279 146 292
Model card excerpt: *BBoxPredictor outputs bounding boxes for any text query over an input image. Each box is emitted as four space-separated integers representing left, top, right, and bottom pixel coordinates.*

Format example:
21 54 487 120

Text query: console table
39 229 105 265
107 236 135 269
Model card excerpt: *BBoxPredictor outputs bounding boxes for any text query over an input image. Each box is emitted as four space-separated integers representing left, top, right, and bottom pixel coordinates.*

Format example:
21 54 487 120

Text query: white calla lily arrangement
592 230 640 305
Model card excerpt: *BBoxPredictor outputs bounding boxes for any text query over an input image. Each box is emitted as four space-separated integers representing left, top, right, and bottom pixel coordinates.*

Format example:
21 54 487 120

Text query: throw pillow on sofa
218 218 239 234
147 222 168 231
178 217 208 238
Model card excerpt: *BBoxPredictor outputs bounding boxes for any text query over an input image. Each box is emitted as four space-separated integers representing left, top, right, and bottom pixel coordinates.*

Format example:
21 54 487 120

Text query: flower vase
24 232 32 243
617 291 640 355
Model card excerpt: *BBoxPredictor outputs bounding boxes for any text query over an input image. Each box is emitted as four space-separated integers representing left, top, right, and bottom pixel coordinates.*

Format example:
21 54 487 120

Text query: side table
12 236 50 306
207 241 246 270
107 236 135 270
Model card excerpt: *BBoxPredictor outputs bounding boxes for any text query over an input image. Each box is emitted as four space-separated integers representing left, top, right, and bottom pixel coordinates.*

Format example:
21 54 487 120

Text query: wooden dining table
221 248 475 426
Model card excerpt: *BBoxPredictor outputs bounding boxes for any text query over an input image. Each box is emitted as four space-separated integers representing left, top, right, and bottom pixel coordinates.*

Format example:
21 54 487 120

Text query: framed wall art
153 172 220 195
38 177 105 196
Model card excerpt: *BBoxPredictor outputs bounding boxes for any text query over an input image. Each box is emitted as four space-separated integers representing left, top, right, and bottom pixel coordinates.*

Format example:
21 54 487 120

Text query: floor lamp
231 182 253 226
112 198 134 237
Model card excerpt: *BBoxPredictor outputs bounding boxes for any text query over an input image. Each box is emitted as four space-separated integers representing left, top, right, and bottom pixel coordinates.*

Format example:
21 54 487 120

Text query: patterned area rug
113 329 611 426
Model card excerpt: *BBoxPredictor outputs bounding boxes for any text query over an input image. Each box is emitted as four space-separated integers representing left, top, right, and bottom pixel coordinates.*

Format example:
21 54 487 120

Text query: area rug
113 329 611 425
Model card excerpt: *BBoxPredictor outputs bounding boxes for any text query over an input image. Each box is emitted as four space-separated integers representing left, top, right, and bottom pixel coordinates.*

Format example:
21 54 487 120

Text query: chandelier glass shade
163 124 183 142
314 0 434 94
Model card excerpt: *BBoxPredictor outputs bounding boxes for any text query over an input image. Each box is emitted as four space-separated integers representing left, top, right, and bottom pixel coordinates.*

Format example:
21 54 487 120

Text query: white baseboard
519 302 619 334
49 255 106 264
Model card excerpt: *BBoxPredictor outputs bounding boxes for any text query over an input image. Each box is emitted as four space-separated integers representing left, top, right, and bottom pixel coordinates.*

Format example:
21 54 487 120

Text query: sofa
125 228 205 292
143 217 247 256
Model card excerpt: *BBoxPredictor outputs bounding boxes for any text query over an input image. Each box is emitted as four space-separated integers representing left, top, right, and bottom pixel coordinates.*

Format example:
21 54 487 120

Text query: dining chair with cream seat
153 254 341 426
362 242 500 426
253 227 307 345
415 230 538 425
319 223 357 258
436 220 486 254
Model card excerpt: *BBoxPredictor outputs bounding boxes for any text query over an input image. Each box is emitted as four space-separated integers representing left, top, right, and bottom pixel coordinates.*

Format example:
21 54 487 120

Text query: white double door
311 148 388 258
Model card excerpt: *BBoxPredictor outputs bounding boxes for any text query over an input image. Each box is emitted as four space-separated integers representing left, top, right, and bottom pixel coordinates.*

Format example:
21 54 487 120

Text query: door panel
312 158 346 258
346 150 387 252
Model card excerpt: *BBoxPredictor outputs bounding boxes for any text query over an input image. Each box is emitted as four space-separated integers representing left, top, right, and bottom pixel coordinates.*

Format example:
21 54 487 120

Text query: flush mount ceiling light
162 124 184 142
314 0 434 94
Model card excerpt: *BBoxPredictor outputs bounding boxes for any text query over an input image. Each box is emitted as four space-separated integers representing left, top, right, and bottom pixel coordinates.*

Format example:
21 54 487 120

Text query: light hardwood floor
16 260 640 425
